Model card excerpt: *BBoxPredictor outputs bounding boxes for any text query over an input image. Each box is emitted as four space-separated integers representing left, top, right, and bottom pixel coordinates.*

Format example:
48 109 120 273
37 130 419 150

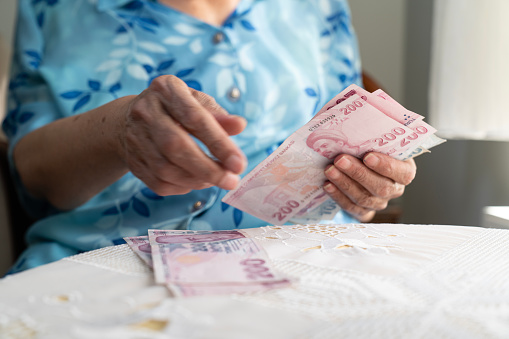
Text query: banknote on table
147 229 290 297
222 84 446 224
123 235 153 268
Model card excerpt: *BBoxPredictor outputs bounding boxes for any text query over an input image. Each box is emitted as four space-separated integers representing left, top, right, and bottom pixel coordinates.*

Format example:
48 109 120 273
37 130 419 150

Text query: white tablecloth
2 223 509 338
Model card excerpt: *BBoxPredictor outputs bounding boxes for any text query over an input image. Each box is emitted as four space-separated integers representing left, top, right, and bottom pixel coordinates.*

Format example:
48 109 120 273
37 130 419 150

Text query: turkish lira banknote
223 85 445 224
125 230 290 297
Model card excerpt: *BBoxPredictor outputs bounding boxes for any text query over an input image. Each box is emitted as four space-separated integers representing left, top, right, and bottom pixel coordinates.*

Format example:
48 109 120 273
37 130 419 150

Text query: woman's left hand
323 152 416 222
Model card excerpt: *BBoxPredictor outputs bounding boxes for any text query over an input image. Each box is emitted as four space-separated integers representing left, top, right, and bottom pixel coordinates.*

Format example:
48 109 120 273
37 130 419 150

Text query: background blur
350 0 509 227
1 0 509 274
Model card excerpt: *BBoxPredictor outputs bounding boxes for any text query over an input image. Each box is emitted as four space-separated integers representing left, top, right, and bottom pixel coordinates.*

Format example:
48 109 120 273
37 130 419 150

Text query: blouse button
212 32 225 44
228 87 241 102
192 201 203 212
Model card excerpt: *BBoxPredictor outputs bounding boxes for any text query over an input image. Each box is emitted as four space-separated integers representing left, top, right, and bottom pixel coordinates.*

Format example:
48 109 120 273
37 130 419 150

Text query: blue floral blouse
3 0 362 273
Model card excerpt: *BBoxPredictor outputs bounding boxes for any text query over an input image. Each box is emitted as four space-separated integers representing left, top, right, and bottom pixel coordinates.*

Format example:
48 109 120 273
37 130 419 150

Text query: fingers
191 89 247 136
152 76 247 175
362 153 416 185
123 109 213 194
323 178 377 221
151 117 240 190
323 152 415 220
130 150 213 195
332 154 409 199
324 163 391 211
125 78 245 192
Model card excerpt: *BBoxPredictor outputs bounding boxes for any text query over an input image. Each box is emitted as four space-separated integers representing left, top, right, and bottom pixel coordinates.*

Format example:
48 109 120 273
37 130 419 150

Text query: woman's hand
323 152 416 222
121 75 247 196
15 75 247 210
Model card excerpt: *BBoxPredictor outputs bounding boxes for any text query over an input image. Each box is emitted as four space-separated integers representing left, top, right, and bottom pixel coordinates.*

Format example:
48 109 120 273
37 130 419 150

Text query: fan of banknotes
124 230 290 297
222 84 445 225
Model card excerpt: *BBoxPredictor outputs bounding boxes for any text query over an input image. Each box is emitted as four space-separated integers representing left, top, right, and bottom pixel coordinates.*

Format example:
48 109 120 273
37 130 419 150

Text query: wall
349 0 407 103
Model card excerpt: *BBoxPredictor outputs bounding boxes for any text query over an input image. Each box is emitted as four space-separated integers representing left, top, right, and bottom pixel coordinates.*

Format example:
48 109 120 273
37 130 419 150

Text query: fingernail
364 153 380 167
325 166 341 180
324 183 335 193
218 172 239 190
335 157 351 170
225 154 246 174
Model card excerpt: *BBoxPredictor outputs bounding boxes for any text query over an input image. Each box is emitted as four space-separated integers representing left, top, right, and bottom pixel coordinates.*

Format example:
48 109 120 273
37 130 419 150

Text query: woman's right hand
120 75 247 196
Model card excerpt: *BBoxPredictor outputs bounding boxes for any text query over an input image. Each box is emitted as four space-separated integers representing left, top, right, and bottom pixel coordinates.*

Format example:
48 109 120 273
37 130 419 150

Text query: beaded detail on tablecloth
252 223 404 256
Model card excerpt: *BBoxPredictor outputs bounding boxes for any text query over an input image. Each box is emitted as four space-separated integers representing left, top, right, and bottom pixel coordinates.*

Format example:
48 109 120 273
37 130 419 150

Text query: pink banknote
222 87 439 224
123 235 153 268
317 85 423 126
148 229 290 297
372 88 445 160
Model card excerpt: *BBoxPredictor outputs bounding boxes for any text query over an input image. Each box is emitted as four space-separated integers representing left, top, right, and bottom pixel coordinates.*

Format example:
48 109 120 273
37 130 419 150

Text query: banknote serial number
308 114 336 132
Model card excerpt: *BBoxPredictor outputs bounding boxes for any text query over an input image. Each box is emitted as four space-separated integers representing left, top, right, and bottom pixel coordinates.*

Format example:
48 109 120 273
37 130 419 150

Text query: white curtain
429 0 509 141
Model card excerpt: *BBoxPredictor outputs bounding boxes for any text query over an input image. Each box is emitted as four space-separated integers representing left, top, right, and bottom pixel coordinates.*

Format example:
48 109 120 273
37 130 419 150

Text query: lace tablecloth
2 223 509 338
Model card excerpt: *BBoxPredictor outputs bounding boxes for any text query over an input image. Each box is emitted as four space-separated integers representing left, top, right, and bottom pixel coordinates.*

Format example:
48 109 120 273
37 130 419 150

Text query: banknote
315 85 422 125
148 229 290 297
372 88 446 159
289 197 340 223
314 85 447 156
124 231 253 272
222 86 440 224
123 235 153 268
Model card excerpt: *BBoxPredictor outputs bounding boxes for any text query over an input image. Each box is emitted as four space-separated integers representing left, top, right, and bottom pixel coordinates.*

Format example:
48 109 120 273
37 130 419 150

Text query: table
2 223 509 338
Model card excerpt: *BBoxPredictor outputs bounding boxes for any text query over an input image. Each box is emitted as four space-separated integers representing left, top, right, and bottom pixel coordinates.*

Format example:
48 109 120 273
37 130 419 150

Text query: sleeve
2 0 65 218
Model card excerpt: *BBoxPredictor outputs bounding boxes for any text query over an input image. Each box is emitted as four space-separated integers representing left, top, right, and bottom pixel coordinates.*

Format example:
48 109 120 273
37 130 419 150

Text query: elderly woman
3 0 416 273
